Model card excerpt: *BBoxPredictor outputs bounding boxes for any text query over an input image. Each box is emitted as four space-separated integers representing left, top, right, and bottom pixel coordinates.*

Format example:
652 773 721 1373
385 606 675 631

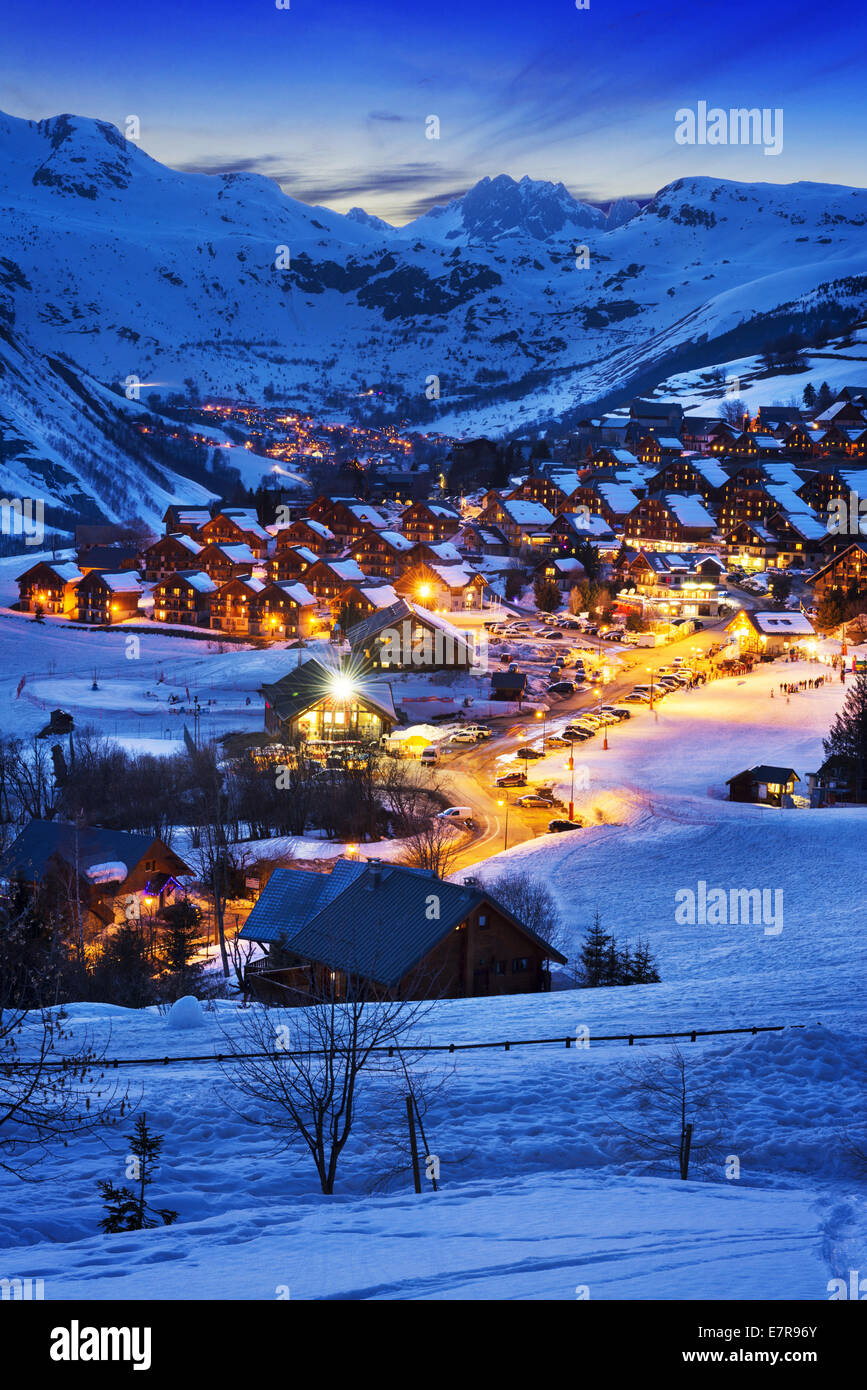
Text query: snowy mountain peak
402 172 606 243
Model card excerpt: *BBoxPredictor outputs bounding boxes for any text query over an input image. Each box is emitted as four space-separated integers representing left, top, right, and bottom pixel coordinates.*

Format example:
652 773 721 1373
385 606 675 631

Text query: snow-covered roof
424 541 463 563
501 499 555 526
775 511 826 542
180 571 219 594
348 504 388 528
596 482 640 514
692 460 728 488
213 543 256 564
164 533 202 553
85 861 128 884
100 572 143 592
358 584 399 607
750 612 815 635
664 494 716 530
325 559 366 581
278 582 317 606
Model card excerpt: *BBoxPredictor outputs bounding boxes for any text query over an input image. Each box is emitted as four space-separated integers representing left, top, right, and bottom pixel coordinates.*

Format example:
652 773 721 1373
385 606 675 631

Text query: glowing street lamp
497 797 510 851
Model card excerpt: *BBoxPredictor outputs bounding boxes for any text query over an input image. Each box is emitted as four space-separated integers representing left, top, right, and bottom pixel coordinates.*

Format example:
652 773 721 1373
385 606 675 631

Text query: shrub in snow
166 995 205 1030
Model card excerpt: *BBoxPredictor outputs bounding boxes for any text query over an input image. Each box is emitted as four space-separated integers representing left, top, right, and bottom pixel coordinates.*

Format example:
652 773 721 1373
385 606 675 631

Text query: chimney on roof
463 875 480 887
367 857 383 887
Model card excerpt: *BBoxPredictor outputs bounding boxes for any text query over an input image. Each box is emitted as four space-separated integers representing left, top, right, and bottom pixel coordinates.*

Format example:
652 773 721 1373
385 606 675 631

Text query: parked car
600 704 631 720
574 712 604 727
465 723 492 738
548 666 562 681
516 746 545 760
564 723 596 739
547 631 563 640
622 691 651 704
589 709 619 726
546 680 575 695
420 746 439 762
448 729 478 744
548 818 583 833
496 770 527 787
517 793 555 808
436 806 474 823
545 734 572 748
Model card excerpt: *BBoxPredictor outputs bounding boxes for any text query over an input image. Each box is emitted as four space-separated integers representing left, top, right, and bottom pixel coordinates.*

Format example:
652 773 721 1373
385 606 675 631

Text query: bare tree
401 815 463 877
490 871 566 957
0 910 129 1178
219 982 436 1194
610 1044 727 1180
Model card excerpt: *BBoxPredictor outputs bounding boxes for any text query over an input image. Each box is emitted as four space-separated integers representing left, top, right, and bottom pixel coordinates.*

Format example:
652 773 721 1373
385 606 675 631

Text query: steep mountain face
398 173 606 244
0 323 217 531
606 197 641 229
1 108 867 487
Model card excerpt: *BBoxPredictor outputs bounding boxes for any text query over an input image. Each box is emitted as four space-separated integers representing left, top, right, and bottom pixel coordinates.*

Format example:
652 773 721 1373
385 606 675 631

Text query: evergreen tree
533 576 561 612
159 901 203 999
815 381 834 413
98 1113 178 1232
823 671 867 797
579 911 611 987
631 938 661 984
802 382 817 410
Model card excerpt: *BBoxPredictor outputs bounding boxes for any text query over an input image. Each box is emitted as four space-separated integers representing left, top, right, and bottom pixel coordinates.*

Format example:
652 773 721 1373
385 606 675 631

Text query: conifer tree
98 1113 178 1232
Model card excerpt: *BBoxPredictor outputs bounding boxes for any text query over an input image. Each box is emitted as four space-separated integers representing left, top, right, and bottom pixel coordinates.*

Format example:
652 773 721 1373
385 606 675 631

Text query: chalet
637 434 683 466
477 497 556 548
302 557 366 600
331 581 400 628
726 765 800 807
716 478 776 534
196 541 258 585
347 598 478 671
764 510 826 569
348 526 415 578
399 499 461 543
0 820 192 931
275 516 339 554
588 447 639 472
574 481 640 528
784 424 820 457
307 497 389 542
269 544 319 584
140 533 203 581
807 754 867 807
394 559 488 612
75 571 142 624
239 858 566 1004
15 560 82 615
724 520 780 572
210 576 267 635
256 581 319 642
706 422 739 455
754 406 803 434
810 540 867 608
681 415 724 452
162 505 211 537
199 509 270 558
534 556 586 592
504 475 568 515
624 495 716 550
152 571 217 627
624 550 725 619
813 399 867 430
549 511 618 558
647 456 726 503
456 522 510 557
260 657 396 744
725 609 815 657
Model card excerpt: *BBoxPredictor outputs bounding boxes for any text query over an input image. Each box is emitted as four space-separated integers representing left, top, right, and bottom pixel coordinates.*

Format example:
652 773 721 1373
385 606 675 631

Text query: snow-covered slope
2 109 867 454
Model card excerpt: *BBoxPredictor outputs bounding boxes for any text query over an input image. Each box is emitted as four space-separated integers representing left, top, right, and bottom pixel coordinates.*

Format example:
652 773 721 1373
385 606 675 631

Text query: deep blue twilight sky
3 0 866 222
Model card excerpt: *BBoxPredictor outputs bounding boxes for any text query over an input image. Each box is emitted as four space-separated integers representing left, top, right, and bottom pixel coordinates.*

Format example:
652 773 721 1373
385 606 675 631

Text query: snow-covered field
1 623 865 1299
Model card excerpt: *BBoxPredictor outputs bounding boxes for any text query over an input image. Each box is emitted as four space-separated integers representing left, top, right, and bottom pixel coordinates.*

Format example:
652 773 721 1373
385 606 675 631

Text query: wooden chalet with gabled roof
810 539 867 607
726 765 800 807
196 541 258 585
274 516 340 554
394 558 488 611
0 819 192 931
140 532 203 581
162 505 212 538
303 557 367 600
153 570 217 626
15 560 82 615
75 570 143 624
624 494 716 549
504 475 568 515
199 509 271 558
210 575 267 635
239 857 566 1004
269 544 319 584
399 499 461 543
346 598 477 671
260 657 396 744
348 525 415 578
